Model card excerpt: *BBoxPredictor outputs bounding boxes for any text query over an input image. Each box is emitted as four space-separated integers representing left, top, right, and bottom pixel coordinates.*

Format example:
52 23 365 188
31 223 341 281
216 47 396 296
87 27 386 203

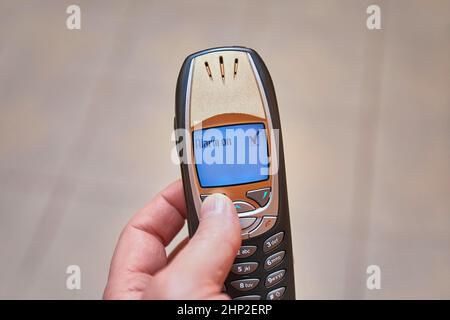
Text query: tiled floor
0 0 449 299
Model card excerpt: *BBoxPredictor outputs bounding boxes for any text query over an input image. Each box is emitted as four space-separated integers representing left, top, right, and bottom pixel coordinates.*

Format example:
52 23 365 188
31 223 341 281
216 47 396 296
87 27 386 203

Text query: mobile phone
174 46 295 300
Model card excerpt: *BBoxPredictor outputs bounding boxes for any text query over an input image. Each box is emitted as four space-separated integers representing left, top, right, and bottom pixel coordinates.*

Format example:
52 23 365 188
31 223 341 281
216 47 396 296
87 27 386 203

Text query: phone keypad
236 246 257 258
239 217 257 230
231 262 258 275
266 287 285 300
227 231 289 300
263 231 284 253
201 188 276 240
233 201 255 213
265 269 286 288
231 278 260 291
264 250 285 270
247 216 277 238
246 187 271 207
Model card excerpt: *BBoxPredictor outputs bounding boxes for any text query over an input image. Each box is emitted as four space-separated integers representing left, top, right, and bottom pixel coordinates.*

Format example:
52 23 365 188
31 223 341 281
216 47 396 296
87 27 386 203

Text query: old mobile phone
174 46 295 300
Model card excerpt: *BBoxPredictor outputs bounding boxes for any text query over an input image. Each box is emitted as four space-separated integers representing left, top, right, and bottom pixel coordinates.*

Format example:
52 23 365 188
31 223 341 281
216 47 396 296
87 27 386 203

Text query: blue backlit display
193 123 269 188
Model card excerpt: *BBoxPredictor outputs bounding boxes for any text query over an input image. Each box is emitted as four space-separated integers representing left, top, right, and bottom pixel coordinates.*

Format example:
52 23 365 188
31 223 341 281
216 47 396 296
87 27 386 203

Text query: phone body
174 46 295 300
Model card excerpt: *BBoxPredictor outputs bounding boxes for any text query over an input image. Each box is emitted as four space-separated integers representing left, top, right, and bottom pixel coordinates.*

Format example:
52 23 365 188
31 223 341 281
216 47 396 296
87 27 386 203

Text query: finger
167 236 189 263
108 180 186 279
159 194 241 297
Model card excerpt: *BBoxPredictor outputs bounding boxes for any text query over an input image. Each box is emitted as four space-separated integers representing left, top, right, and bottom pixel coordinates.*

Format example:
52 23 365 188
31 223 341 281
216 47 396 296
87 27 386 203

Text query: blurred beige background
0 0 449 299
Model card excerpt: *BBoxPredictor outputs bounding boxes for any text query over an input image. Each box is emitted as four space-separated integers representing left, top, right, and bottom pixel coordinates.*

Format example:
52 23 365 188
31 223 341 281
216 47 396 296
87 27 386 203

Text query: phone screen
193 123 269 188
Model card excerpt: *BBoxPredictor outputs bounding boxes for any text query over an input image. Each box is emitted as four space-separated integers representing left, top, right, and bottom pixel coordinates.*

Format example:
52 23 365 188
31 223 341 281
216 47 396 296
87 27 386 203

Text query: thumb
160 194 241 297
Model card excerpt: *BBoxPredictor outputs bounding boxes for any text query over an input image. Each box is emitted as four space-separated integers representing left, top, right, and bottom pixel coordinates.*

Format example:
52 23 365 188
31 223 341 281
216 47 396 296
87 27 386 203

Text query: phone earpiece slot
219 56 225 80
204 61 213 79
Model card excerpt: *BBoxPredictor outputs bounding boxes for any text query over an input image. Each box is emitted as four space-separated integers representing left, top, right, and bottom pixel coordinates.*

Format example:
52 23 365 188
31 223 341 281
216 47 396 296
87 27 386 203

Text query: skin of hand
103 180 242 299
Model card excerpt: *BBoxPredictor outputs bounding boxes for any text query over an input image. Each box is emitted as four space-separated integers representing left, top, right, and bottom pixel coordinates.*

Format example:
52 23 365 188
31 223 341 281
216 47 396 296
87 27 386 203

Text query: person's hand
103 180 241 299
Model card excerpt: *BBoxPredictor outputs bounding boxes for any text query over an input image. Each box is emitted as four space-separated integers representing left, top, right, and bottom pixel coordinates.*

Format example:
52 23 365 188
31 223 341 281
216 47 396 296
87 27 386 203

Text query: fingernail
201 193 231 217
